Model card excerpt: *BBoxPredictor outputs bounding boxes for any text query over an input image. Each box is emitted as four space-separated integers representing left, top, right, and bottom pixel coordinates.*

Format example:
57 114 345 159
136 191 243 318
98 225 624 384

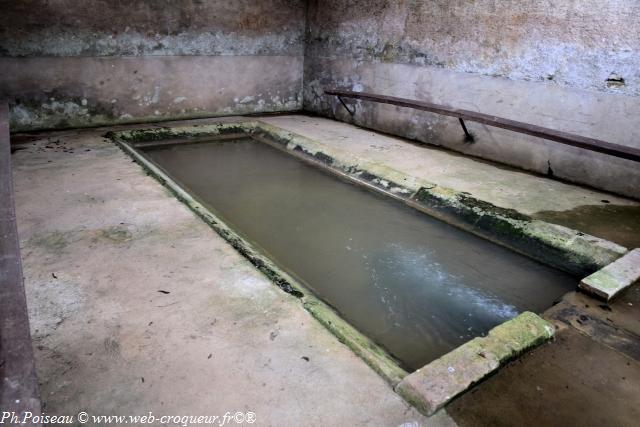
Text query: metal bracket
458 118 474 142
324 88 640 162
337 96 356 116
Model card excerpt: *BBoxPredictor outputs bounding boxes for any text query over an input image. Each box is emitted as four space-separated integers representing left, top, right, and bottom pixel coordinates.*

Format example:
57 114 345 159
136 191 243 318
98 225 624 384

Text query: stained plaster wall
0 0 305 131
303 0 640 198
1 0 638 197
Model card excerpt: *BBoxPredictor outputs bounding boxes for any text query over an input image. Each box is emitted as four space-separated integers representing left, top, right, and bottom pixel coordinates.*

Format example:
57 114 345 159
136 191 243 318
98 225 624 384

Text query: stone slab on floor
554 286 640 337
11 126 445 426
545 286 640 360
580 248 640 300
396 313 554 416
445 327 640 427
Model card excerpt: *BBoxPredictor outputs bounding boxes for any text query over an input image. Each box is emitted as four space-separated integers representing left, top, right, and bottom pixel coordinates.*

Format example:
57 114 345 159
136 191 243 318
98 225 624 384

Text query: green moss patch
396 312 555 416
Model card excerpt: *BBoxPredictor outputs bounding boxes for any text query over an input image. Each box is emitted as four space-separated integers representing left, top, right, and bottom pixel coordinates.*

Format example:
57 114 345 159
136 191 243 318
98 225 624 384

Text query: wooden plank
0 102 42 424
325 89 640 162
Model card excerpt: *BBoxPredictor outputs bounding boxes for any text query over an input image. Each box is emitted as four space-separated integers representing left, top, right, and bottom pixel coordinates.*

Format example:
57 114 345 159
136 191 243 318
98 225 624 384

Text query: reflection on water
143 140 575 370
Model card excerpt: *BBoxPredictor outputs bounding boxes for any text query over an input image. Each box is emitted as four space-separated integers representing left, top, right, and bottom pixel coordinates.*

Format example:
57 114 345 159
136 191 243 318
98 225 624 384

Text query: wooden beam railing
0 102 42 425
325 89 640 162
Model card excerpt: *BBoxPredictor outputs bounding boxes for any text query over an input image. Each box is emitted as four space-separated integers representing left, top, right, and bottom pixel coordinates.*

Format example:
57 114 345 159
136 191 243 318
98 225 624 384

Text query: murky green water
142 139 575 370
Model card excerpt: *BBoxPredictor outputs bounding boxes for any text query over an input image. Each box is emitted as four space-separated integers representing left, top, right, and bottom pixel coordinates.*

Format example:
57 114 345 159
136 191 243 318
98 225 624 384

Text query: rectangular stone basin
131 136 575 371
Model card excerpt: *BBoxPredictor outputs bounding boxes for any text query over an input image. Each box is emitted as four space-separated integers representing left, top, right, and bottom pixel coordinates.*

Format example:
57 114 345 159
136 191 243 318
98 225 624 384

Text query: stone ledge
395 312 555 416
580 248 640 301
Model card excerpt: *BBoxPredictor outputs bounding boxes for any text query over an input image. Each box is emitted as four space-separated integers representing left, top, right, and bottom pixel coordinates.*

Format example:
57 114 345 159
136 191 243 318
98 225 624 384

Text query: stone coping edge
395 312 555 416
579 248 640 301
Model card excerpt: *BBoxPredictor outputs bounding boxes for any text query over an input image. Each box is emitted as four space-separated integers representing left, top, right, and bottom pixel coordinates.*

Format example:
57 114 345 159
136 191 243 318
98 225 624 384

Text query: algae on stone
396 312 555 416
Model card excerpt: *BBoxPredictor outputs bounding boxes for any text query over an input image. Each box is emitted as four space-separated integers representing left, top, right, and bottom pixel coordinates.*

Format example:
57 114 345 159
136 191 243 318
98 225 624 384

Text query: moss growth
485 311 555 362
108 122 259 143
380 42 397 62
304 299 408 386
396 312 554 416
457 193 531 221
584 273 621 293
98 225 133 242
412 185 625 276
29 230 70 253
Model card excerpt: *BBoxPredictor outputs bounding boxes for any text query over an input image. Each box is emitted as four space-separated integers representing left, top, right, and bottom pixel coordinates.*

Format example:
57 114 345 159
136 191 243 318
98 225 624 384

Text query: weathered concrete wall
0 0 305 131
3 0 639 197
304 0 640 199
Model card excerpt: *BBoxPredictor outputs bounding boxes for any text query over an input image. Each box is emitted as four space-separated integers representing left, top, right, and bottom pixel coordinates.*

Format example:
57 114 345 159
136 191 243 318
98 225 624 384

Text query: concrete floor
12 114 640 426
448 285 640 427
448 325 640 427
12 125 444 426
